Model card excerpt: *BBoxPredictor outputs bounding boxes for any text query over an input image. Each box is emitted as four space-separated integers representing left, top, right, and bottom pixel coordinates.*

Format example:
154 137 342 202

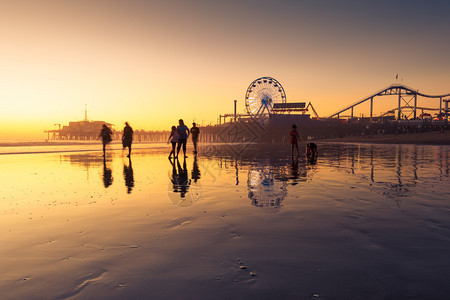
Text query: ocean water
0 143 449 299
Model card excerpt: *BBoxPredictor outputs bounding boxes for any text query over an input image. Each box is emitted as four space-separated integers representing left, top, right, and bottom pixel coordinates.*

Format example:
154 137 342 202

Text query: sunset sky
1 0 449 139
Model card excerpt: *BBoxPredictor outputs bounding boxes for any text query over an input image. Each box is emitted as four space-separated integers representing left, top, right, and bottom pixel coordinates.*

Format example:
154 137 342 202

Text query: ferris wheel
245 77 286 121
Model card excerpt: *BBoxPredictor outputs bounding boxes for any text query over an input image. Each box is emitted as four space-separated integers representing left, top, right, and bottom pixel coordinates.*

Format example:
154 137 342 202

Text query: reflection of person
306 143 318 162
170 158 178 192
122 122 133 158
176 119 190 158
289 124 300 157
99 124 113 157
102 157 113 188
191 154 201 183
190 122 200 154
170 158 190 198
291 156 299 182
167 126 179 159
177 158 190 198
123 157 134 194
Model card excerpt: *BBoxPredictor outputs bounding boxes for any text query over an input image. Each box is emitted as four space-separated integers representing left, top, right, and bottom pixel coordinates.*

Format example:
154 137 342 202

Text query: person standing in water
99 124 113 157
176 119 190 158
289 124 300 157
190 122 200 154
122 122 133 157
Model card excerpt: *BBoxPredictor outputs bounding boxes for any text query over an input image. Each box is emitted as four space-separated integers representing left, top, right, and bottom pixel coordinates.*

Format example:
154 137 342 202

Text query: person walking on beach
290 124 300 157
190 122 200 154
99 124 113 157
167 125 179 159
122 122 133 157
176 119 190 158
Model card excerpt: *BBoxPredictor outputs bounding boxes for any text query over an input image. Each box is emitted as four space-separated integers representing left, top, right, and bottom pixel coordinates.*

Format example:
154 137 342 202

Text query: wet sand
317 131 450 145
0 142 168 155
0 144 449 299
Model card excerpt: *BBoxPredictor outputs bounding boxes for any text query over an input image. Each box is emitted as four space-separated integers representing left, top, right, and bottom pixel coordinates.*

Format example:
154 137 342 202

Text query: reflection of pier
203 143 448 211
323 144 449 207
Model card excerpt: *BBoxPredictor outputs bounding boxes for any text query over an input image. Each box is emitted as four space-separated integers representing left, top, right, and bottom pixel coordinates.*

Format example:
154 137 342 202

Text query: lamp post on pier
234 100 237 122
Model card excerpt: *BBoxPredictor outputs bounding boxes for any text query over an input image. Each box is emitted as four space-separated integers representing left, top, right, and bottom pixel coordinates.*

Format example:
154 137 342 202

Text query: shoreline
1 131 449 149
0 140 166 147
314 131 450 145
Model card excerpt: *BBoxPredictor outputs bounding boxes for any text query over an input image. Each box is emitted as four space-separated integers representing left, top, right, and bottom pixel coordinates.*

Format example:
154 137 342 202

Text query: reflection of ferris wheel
245 77 286 121
247 167 287 209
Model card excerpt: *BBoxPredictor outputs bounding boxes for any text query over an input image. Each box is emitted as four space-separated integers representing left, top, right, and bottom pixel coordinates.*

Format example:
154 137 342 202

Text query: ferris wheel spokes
245 77 286 123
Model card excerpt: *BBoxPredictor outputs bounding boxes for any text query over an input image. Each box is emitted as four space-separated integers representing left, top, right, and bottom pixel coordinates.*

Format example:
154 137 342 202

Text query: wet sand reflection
123 157 134 193
0 143 449 299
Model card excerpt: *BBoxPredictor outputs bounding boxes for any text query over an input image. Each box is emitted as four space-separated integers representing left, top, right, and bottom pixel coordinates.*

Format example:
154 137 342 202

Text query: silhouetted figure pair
99 124 113 157
122 122 133 157
170 157 190 198
101 155 134 193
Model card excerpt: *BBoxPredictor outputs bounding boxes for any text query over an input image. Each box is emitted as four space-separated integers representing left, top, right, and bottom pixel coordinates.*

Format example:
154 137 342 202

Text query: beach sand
0 144 449 299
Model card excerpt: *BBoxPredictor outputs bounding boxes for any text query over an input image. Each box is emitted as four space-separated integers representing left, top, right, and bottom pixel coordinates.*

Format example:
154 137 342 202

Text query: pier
45 82 450 144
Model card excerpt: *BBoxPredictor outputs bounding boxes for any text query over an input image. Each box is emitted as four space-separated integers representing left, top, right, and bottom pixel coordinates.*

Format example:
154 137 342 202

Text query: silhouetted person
306 142 318 163
176 119 190 158
123 157 134 193
122 122 133 157
167 125 179 159
99 124 113 157
190 122 200 154
191 154 201 183
290 124 300 157
102 157 113 188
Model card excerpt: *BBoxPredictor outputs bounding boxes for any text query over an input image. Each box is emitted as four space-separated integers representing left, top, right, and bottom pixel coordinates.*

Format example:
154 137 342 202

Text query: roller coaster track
379 106 440 117
328 84 450 119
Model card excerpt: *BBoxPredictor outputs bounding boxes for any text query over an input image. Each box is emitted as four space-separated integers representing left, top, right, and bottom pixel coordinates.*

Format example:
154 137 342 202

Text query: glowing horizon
1 0 449 139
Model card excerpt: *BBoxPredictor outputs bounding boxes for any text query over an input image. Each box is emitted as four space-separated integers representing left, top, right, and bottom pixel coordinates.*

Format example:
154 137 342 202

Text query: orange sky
1 0 449 139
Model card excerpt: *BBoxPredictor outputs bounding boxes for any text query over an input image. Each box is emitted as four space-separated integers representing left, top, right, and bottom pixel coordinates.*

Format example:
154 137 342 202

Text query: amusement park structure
219 80 449 125
327 84 450 122
44 105 114 141
219 76 319 124
45 77 449 143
